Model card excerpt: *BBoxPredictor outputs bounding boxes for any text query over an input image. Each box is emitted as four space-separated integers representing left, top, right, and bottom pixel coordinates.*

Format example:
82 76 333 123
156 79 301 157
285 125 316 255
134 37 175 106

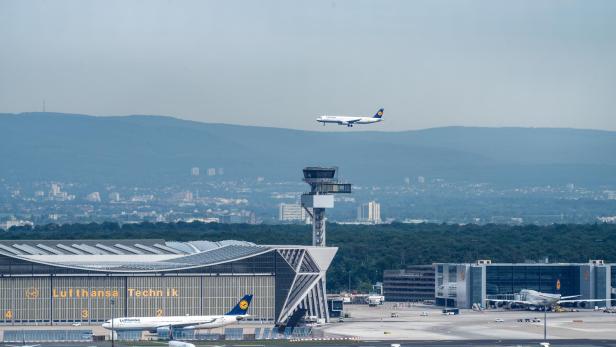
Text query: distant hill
1 112 615 186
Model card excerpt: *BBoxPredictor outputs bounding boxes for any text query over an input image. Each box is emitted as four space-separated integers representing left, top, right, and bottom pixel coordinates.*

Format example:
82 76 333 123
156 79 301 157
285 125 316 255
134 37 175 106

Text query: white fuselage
102 315 240 331
520 289 561 306
317 115 382 126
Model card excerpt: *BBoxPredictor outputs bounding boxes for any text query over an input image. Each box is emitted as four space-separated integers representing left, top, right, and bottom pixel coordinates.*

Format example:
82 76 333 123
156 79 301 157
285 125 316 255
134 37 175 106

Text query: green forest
3 222 616 292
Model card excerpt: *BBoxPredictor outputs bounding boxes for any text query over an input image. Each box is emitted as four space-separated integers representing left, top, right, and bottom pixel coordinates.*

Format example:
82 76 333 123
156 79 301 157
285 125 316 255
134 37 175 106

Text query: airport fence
153 326 312 341
157 329 220 341
3 329 93 342
254 327 312 340
115 330 142 341
192 332 221 340
223 327 244 340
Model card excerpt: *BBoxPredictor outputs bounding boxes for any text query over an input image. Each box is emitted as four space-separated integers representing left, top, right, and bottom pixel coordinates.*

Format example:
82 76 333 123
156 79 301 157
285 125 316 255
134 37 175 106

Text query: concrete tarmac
2 303 616 346
2 340 616 346
319 302 616 341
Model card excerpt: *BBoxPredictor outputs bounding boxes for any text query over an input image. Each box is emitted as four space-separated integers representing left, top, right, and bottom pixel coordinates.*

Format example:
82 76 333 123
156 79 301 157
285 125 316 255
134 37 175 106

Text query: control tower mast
301 167 352 247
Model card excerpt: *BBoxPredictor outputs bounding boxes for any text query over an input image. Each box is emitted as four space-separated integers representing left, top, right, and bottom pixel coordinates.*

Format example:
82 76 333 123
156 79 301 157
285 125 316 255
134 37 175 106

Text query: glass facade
486 265 580 297
274 252 296 321
470 266 483 305
448 266 457 282
595 267 608 301
435 262 614 309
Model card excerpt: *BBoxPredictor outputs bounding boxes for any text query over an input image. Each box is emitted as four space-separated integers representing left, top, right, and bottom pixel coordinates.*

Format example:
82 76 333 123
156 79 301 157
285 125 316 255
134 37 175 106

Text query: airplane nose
102 323 110 329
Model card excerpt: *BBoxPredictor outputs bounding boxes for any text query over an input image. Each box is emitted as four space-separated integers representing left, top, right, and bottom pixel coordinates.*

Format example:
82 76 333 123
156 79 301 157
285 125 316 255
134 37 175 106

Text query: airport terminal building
435 260 614 308
383 266 435 302
0 239 336 326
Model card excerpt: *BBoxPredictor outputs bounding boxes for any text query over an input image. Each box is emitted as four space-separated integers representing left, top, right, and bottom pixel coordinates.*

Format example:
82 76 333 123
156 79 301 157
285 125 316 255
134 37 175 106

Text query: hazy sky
1 0 615 131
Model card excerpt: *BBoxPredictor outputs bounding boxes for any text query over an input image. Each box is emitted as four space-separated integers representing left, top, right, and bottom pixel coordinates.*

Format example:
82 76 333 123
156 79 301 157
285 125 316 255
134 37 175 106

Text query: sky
1 0 615 131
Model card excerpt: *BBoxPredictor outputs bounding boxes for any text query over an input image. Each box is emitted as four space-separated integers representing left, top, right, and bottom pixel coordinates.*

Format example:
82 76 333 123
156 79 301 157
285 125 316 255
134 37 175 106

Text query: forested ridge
3 113 616 185
3 222 616 291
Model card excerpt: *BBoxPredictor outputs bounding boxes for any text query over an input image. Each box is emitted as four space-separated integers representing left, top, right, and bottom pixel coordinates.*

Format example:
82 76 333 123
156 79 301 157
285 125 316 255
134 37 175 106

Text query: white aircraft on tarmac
316 108 384 127
487 289 613 309
102 294 252 334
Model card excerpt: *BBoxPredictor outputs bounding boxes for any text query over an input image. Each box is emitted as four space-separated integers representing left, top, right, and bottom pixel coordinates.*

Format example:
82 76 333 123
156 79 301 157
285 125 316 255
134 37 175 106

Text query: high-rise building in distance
191 167 200 176
108 192 120 202
357 201 381 224
278 203 309 223
85 192 101 202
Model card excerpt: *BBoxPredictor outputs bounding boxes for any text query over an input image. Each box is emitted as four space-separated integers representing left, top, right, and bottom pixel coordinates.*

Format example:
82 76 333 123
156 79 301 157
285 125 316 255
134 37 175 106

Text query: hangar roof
0 239 336 274
0 239 256 256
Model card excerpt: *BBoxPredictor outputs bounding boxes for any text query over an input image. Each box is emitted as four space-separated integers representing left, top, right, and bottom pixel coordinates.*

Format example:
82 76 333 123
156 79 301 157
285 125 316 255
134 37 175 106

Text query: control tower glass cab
303 167 336 180
301 167 352 247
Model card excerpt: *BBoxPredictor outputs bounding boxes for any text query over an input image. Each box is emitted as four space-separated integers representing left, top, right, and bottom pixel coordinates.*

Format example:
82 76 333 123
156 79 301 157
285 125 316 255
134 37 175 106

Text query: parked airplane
102 294 252 333
487 289 613 309
316 108 384 127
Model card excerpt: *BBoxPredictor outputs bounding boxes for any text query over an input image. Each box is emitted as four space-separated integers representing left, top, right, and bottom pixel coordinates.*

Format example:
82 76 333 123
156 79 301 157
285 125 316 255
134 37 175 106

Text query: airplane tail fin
373 108 384 119
225 294 253 315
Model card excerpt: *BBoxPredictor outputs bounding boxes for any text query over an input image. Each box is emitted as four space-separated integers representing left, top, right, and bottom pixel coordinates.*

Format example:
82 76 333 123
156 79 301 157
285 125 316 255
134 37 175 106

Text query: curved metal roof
0 239 269 273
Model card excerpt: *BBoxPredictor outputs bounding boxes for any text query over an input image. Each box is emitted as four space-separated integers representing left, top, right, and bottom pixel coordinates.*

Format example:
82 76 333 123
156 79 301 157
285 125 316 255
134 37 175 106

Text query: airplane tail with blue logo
225 294 253 315
373 108 384 119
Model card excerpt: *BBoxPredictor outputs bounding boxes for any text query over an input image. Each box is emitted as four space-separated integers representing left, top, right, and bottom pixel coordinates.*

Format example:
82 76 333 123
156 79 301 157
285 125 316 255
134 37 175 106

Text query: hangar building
0 239 336 326
435 260 614 308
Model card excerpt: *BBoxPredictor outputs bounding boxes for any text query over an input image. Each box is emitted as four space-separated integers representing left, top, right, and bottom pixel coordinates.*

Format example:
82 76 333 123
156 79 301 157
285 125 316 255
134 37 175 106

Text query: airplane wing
561 295 581 300
485 299 534 305
346 118 362 124
558 298 616 304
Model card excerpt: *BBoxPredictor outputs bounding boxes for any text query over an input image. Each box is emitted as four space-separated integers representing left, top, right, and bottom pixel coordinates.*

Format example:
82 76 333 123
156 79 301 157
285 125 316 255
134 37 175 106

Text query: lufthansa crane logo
556 279 561 290
239 300 249 310
377 111 383 116
25 288 39 299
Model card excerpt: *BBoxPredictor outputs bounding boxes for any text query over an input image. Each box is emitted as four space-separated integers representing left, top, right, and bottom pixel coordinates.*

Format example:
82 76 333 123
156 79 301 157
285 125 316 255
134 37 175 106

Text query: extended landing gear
347 124 353 127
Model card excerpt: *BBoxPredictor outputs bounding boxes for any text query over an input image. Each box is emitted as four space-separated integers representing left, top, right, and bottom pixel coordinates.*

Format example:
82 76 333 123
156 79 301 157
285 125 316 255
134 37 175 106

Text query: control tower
301 167 352 247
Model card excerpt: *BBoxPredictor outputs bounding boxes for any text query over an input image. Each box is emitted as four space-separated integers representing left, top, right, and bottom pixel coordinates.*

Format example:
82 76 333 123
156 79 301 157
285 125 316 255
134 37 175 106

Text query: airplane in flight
316 108 384 127
486 289 613 309
102 294 252 333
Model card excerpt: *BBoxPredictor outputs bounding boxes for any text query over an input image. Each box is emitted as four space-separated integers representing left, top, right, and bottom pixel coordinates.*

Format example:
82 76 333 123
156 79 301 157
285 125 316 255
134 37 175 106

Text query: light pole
543 305 547 342
348 270 351 293
110 297 116 347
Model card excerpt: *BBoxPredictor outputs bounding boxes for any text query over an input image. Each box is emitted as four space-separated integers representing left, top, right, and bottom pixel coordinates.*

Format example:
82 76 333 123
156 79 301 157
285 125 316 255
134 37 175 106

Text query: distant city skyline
1 0 615 131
